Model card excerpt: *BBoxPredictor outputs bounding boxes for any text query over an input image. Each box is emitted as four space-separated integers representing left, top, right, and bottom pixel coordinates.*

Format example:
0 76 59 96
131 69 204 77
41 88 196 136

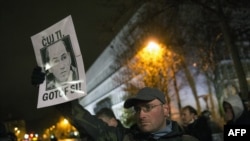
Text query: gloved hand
31 66 45 86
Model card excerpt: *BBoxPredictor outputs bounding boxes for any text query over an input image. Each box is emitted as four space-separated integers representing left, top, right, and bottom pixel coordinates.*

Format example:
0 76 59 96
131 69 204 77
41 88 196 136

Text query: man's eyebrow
61 53 68 57
51 56 59 60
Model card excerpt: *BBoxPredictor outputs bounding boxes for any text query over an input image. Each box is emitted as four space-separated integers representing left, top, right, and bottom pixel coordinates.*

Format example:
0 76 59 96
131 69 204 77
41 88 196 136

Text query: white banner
31 15 87 108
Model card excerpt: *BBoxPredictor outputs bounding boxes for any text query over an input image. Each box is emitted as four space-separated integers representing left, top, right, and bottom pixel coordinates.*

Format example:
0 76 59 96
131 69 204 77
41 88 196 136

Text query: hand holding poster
31 15 87 108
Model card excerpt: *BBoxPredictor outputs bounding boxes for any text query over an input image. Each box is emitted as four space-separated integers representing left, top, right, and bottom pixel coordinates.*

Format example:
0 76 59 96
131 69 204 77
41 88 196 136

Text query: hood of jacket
223 94 244 121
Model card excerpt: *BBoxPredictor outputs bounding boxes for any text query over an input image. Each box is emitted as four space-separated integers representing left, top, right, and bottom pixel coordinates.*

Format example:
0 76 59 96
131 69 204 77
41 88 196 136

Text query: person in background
79 107 128 141
180 106 198 127
32 67 199 141
95 107 128 140
96 107 123 128
181 105 212 141
223 94 250 125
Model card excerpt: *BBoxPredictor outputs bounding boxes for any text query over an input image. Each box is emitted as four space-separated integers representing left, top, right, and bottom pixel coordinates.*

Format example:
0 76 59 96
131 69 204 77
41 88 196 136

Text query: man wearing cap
122 87 199 140
56 87 199 141
31 71 199 141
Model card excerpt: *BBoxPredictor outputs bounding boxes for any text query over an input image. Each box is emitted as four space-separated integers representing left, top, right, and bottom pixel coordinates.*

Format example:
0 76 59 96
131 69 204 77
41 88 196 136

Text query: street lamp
139 41 164 62
63 118 69 125
145 41 160 52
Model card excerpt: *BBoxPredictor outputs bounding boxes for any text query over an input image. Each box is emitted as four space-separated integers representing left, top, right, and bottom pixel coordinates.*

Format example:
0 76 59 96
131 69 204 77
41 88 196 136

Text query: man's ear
110 118 118 127
163 103 170 117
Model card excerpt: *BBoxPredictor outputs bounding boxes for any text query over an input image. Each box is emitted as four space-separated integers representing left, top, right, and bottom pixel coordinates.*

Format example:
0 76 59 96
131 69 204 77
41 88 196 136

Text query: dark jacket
182 116 212 141
56 101 199 141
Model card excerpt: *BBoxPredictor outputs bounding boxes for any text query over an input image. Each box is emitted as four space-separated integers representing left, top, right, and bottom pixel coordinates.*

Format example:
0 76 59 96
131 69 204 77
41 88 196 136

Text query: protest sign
31 15 86 108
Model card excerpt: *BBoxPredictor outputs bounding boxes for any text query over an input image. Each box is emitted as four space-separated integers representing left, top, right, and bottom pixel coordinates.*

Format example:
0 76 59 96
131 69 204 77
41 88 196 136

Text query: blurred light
45 63 52 70
31 137 38 141
30 133 34 138
73 131 79 136
50 134 56 139
24 134 29 139
139 41 164 62
63 118 69 124
145 41 160 53
14 127 18 131
43 134 48 139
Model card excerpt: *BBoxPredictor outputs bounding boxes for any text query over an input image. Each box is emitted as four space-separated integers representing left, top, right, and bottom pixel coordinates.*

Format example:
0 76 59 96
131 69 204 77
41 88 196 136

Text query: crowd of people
31 66 250 141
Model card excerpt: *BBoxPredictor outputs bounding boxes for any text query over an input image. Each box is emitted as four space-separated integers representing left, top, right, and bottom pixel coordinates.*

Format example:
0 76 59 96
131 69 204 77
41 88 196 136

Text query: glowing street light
145 41 161 53
63 118 69 125
138 41 164 62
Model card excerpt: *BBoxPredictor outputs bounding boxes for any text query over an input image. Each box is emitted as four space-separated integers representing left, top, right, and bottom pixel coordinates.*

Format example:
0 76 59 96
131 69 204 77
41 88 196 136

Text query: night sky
1 0 132 133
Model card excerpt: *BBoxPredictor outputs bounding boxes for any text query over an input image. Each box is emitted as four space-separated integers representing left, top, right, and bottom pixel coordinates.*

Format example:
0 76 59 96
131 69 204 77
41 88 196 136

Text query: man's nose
59 61 66 68
138 110 147 119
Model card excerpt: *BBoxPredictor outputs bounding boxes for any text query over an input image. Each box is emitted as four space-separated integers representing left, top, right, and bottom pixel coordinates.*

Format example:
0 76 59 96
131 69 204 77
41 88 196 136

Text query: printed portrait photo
41 35 79 90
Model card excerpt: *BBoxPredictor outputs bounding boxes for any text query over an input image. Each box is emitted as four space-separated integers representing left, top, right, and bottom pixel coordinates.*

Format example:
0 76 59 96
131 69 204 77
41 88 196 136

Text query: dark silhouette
201 110 223 141
0 122 17 141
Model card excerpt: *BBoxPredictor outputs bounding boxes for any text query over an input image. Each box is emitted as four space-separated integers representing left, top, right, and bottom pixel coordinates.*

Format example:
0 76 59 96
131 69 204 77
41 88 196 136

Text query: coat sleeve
55 100 119 141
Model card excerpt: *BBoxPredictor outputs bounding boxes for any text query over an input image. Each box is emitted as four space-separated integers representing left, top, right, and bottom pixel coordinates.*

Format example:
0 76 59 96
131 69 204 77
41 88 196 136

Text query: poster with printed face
31 15 87 108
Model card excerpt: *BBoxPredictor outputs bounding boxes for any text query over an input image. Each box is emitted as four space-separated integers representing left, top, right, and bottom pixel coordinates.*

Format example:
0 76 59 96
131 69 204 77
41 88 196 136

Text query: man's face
181 108 195 126
47 41 71 83
134 99 168 132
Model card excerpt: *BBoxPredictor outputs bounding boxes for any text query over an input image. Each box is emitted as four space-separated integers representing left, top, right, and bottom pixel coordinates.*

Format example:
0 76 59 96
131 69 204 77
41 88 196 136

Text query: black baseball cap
124 87 166 108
